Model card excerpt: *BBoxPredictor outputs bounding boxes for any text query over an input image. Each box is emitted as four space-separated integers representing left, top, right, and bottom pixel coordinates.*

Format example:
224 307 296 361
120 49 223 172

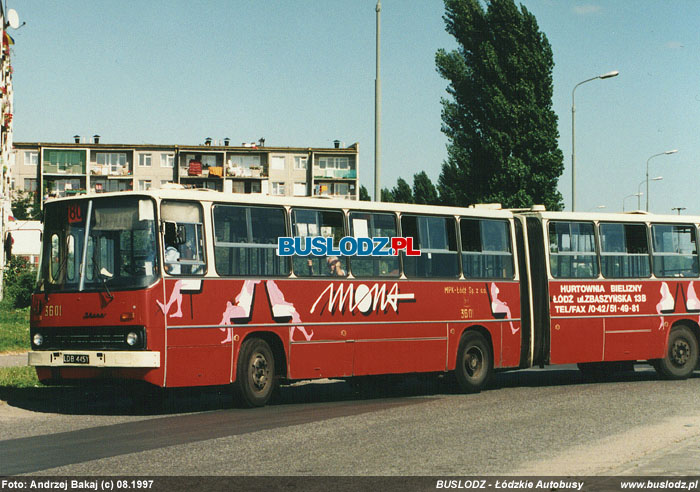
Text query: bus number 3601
44 305 62 317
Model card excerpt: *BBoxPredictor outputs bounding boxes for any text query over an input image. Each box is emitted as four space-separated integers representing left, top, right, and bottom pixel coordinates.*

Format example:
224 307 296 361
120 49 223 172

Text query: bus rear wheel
652 325 699 380
233 337 277 407
455 331 492 393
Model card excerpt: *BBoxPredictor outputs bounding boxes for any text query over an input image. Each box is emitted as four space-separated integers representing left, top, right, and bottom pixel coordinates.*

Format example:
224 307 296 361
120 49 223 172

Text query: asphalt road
2 365 700 476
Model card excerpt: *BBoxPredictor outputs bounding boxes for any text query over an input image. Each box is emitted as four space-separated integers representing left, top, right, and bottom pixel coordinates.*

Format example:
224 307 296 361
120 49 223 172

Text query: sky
7 1 700 215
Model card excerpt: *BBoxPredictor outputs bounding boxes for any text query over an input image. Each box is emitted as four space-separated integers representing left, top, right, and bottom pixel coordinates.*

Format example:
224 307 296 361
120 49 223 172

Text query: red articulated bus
28 190 699 406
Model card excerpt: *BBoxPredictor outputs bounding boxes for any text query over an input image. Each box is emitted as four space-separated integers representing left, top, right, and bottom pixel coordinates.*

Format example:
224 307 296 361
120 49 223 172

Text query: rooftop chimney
93 134 100 144
73 135 80 144
205 137 212 146
224 138 230 146
333 139 341 148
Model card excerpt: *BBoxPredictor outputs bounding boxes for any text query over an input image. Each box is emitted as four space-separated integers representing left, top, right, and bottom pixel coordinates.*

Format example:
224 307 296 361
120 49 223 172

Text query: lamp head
599 71 619 79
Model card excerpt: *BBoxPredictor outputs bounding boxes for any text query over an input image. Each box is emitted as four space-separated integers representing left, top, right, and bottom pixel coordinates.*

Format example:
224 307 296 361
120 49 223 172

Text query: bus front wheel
455 331 493 393
233 337 277 407
652 325 699 380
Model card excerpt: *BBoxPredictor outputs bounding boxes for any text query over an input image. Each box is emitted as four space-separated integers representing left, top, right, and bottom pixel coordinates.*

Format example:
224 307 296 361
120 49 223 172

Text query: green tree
11 190 42 220
391 178 414 204
3 256 35 308
436 0 564 210
412 171 439 205
359 185 371 201
381 187 394 203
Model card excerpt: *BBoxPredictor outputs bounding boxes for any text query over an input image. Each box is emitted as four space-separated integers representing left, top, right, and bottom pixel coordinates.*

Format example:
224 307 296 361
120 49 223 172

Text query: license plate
63 354 89 364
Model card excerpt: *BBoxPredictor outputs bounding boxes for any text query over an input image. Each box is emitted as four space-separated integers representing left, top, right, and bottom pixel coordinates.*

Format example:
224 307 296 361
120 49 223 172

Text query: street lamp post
646 150 677 211
638 176 663 210
571 70 619 212
623 193 642 212
374 0 381 202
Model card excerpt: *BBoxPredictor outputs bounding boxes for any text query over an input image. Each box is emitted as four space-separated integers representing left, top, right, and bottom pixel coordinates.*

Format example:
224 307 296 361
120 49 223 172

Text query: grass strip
0 307 30 353
0 366 39 388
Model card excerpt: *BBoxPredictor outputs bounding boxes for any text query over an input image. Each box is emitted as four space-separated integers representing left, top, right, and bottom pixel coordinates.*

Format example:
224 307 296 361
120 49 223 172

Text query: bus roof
524 210 700 224
47 191 700 223
45 189 516 219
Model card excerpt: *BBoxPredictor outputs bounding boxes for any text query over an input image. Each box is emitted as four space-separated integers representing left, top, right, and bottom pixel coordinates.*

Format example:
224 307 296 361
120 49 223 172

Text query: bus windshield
39 196 159 293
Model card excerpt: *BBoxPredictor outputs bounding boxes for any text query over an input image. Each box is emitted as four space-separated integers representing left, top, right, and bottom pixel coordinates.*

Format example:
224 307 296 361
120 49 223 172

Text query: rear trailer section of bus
531 210 700 379
28 195 164 386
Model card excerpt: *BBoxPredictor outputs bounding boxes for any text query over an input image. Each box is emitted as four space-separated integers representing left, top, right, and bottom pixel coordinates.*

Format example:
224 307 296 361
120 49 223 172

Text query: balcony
313 169 356 180
90 164 132 177
43 163 85 175
181 164 266 178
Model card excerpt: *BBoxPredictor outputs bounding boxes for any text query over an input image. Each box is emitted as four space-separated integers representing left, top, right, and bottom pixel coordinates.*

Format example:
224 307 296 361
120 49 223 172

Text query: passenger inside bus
163 222 181 275
327 256 346 277
164 241 180 275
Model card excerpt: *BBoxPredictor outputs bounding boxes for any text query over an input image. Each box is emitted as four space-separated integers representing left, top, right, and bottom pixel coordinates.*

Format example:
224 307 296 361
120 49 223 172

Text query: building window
96 152 127 175
293 182 306 196
44 150 86 174
160 154 174 168
24 151 38 166
24 178 37 192
181 153 220 169
294 156 307 170
138 154 152 167
318 157 349 169
201 155 217 167
45 178 82 198
138 180 152 191
270 156 285 171
271 182 285 196
315 183 330 196
335 183 350 196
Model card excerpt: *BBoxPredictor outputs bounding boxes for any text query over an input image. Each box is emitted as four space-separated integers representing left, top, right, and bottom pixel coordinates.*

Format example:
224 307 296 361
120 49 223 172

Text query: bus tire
455 331 492 393
233 337 277 407
653 325 698 380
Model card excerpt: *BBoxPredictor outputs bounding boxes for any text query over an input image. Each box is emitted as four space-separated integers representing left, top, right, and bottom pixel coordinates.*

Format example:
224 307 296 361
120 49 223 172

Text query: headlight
33 333 44 346
126 332 139 347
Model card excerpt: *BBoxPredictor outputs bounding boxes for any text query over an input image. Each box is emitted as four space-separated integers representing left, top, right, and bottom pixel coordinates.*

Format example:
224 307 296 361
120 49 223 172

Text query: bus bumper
28 351 161 368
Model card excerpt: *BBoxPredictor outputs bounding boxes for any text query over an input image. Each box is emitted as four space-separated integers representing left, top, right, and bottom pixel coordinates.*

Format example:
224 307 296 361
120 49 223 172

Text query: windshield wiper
97 267 114 300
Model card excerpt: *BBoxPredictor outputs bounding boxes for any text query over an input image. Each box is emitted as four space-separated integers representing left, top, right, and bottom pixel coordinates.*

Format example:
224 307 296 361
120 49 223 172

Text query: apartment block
12 138 359 203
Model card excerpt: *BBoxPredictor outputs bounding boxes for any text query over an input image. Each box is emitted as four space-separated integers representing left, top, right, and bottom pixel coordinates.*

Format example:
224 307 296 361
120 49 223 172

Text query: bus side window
460 218 514 279
548 221 597 279
599 223 650 278
349 212 399 278
401 215 458 278
291 208 347 277
161 201 206 276
213 204 289 276
651 224 699 278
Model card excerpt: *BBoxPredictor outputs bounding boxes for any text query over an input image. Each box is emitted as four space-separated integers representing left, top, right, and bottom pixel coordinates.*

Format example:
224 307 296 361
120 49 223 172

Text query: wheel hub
671 339 690 367
464 347 483 378
251 353 269 391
